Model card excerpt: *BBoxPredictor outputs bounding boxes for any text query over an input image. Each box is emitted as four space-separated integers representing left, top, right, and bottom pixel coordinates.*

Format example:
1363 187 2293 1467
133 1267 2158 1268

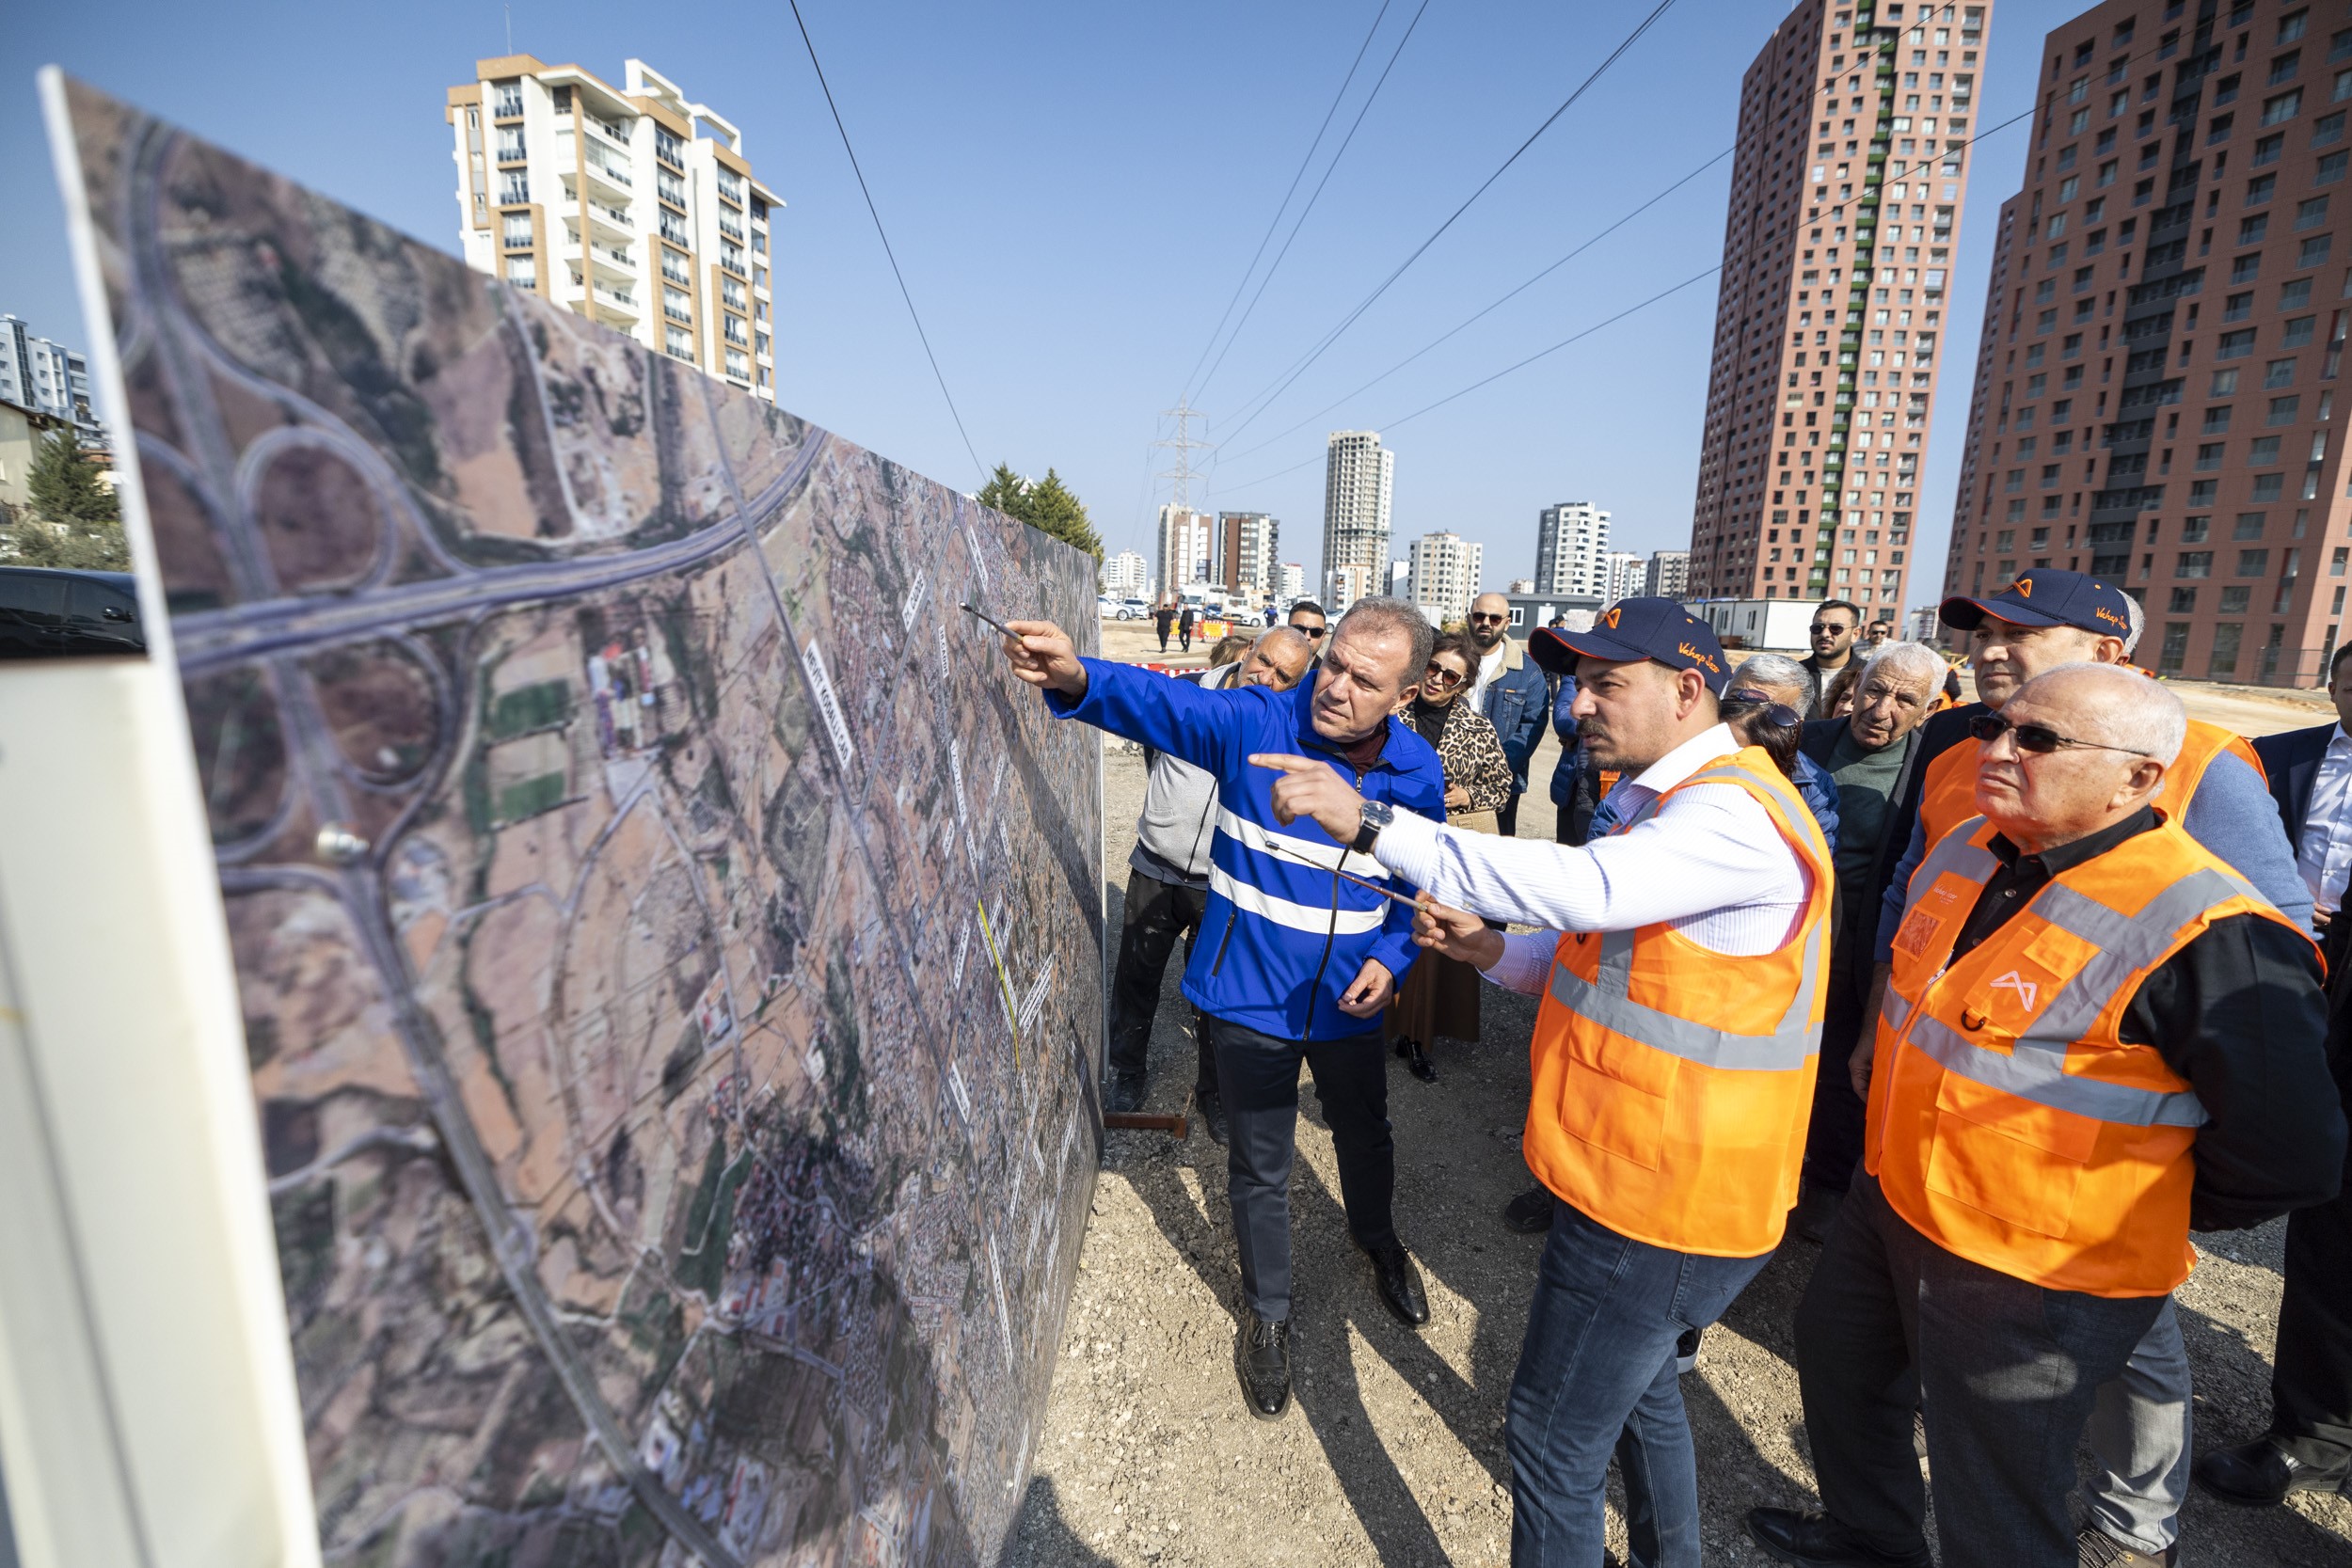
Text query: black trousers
1804 922 1872 1195
1795 1175 2164 1568
2273 1180 2352 1466
1106 870 1216 1092
1207 1015 1398 1322
1498 789 1523 838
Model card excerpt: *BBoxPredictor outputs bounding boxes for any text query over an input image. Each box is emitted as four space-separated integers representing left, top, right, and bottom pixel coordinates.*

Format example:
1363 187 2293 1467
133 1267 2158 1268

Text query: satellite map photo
58 77 1104 1568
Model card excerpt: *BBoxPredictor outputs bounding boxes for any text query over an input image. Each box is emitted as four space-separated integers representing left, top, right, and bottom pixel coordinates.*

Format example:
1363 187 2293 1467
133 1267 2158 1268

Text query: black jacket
2252 719 2340 844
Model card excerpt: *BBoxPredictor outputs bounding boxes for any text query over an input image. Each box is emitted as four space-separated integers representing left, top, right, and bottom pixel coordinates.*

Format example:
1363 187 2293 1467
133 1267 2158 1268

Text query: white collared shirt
1372 721 1815 992
2299 725 2352 913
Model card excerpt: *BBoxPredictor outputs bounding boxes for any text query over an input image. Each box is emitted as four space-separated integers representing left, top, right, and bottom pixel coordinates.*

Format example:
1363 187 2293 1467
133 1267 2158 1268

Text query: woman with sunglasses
1384 631 1512 1082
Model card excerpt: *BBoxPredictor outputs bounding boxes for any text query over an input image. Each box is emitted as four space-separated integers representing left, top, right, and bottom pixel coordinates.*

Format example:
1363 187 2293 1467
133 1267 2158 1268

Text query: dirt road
1006 646 2352 1567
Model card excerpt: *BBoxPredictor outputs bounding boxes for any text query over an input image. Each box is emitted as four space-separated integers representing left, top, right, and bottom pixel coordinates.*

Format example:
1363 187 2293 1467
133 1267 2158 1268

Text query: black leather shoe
1394 1036 1438 1082
1357 1239 1430 1326
1195 1089 1229 1147
2194 1436 2352 1507
1235 1310 1291 1419
1104 1071 1146 1115
1502 1184 1553 1234
1744 1508 1931 1568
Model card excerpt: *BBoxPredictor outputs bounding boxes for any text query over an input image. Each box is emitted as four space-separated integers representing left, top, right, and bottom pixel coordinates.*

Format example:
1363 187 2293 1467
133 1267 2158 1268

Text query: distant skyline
3 0 2091 609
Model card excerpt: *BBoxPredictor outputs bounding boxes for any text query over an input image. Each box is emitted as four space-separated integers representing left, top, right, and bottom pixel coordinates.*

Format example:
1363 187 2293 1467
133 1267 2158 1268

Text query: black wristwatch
1351 799 1394 855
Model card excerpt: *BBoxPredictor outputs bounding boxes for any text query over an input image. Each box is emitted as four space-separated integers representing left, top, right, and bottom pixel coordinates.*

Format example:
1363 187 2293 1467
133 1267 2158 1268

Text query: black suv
0 568 145 658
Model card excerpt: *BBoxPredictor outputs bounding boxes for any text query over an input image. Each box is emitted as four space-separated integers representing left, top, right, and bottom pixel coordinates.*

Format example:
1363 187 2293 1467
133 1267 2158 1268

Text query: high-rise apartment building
0 316 97 439
1944 0 2352 687
1156 504 1217 598
1602 550 1650 605
1407 531 1485 625
1322 432 1394 609
1100 550 1148 600
1684 1 1992 614
1279 562 1307 602
1219 511 1280 600
446 56 781 400
1534 501 1612 596
1327 562 1375 615
1645 549 1693 598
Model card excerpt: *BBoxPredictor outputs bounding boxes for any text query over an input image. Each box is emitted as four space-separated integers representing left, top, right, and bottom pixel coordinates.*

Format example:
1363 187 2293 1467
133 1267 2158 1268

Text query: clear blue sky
3 0 2087 601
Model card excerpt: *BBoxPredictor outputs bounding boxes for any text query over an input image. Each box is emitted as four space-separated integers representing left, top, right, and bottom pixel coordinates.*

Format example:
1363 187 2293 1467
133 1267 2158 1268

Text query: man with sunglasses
1259 598 1836 1568
1749 664 2341 1568
1800 600 1864 719
1465 593 1551 837
1848 569 2309 1568
1286 599 1328 667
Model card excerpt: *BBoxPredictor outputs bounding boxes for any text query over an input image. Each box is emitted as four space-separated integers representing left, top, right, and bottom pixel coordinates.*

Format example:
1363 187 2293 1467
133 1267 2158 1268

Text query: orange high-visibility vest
1867 816 2305 1296
1916 713 2263 850
1525 747 1835 1257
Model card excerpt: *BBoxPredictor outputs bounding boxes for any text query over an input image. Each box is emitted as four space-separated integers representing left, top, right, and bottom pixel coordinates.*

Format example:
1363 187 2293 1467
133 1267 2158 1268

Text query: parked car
1116 597 1151 620
1098 596 1122 618
0 567 145 658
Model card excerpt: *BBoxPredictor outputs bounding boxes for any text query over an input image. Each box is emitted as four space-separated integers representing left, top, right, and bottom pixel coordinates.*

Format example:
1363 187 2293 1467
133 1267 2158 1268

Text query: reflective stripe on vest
1550 902 1824 1071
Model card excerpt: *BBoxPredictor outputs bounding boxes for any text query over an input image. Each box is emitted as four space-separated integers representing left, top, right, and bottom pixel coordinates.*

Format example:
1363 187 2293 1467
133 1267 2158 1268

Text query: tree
9 428 128 570
977 462 1102 562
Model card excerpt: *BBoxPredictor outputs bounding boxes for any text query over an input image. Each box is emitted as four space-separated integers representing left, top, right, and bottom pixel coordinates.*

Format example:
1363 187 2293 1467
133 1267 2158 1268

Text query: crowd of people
997 566 2352 1568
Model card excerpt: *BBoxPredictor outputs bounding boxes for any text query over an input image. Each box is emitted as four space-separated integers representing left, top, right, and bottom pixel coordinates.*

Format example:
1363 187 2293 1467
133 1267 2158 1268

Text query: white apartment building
1279 562 1306 603
0 316 97 438
1534 501 1609 598
1219 511 1279 600
1644 549 1691 600
1327 562 1375 616
1321 431 1394 607
1100 550 1148 600
1407 531 1484 626
447 56 781 399
1601 551 1647 607
1155 505 1216 602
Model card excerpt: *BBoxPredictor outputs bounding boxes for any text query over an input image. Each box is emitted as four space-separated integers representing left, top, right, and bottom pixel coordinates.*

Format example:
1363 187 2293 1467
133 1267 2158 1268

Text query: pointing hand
1248 752 1363 845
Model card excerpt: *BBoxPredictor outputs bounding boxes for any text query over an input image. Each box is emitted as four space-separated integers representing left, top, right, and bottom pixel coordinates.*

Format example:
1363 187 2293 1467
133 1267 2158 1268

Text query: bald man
1465 593 1549 835
1752 665 2342 1568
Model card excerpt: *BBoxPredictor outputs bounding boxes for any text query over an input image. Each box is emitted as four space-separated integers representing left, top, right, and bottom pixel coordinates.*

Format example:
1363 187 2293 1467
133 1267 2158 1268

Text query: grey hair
2014 661 2185 767
1332 595 1437 690
1732 651 1813 705
1251 625 1312 661
2122 592 2145 657
1860 640 1949 696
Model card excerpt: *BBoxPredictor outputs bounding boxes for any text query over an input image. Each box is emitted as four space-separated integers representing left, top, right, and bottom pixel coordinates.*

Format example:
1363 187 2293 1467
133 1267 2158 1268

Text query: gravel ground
1006 693 2352 1568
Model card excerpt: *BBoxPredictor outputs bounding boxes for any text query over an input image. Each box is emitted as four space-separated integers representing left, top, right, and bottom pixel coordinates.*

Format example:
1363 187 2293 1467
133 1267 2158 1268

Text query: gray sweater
1130 663 1235 886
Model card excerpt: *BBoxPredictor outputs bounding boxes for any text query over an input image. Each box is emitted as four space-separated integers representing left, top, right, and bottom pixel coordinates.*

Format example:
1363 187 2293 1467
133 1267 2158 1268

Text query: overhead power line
1213 88 2045 499
1218 147 1731 467
787 0 985 483
1189 0 1435 407
1216 0 1683 446
1177 0 1399 405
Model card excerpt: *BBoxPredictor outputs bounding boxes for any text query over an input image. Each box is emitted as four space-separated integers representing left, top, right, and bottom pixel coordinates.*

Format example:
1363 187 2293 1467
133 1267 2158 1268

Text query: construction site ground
1005 623 2352 1568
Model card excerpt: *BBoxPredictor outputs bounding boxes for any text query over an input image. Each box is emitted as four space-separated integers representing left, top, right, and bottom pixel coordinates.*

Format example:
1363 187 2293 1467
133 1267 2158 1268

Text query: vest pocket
1555 1039 1678 1171
1921 1069 2099 1239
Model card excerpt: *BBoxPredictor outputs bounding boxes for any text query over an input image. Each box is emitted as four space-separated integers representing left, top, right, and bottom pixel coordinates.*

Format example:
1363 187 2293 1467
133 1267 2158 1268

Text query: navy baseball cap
1941 567 2134 641
1529 597 1731 695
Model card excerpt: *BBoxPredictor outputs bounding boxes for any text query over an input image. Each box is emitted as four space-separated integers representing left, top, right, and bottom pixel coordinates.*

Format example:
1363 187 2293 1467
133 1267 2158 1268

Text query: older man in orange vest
1747 664 2343 1568
1259 599 1833 1568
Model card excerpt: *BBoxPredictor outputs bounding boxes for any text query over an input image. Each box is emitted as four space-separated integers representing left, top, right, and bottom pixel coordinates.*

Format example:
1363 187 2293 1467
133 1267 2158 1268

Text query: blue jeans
1506 1196 1772 1568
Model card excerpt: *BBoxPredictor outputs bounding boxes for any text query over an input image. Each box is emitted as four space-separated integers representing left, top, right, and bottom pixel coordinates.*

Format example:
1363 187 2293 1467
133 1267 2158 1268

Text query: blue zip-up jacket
1047 658 1446 1039
1547 674 1584 808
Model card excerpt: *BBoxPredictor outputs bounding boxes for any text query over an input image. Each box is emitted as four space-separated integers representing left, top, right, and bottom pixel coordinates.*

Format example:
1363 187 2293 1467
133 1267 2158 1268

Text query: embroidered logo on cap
1601 607 1623 629
2006 576 2035 598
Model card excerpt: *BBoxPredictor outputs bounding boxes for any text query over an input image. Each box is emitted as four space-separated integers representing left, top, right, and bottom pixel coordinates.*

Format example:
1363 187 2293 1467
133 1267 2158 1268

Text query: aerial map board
52 76 1104 1567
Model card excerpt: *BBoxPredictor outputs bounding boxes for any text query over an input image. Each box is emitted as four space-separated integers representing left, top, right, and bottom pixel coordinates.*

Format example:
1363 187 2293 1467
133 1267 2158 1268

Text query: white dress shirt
2299 725 2352 913
1371 722 1815 994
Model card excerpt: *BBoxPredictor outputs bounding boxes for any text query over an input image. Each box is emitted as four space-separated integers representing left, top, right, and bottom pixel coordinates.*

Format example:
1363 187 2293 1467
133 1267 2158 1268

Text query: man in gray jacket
1106 626 1315 1139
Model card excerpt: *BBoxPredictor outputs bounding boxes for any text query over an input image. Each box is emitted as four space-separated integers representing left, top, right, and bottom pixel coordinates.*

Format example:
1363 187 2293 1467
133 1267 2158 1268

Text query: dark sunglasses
1422 663 1468 689
1468 611 1509 624
1724 689 1802 729
1292 622 1327 638
1967 711 2152 757
1809 622 1852 636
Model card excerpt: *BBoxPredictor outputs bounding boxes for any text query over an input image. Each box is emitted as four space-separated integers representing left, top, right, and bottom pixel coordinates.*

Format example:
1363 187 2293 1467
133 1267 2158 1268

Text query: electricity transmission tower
1152 401 1214 512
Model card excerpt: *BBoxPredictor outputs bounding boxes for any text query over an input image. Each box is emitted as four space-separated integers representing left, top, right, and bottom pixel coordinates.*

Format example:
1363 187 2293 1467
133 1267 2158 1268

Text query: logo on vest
1989 970 2040 1013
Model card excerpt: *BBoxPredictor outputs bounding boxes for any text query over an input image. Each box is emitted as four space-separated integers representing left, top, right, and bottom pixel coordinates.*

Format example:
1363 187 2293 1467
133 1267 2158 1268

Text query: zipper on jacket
1298 766 1367 1045
1208 909 1240 977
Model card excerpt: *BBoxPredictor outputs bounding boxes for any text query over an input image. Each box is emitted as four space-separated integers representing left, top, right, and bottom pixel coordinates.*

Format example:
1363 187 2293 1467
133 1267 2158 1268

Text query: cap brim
1939 594 2069 632
1526 626 1586 675
1541 626 1660 671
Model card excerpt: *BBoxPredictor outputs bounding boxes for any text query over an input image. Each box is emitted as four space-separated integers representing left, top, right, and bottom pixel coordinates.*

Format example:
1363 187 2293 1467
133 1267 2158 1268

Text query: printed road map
59 77 1104 1568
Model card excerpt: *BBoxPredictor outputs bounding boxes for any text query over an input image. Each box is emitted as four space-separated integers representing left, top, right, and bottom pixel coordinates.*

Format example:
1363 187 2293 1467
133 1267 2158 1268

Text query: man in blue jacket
1467 593 1551 836
1001 596 1450 1420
